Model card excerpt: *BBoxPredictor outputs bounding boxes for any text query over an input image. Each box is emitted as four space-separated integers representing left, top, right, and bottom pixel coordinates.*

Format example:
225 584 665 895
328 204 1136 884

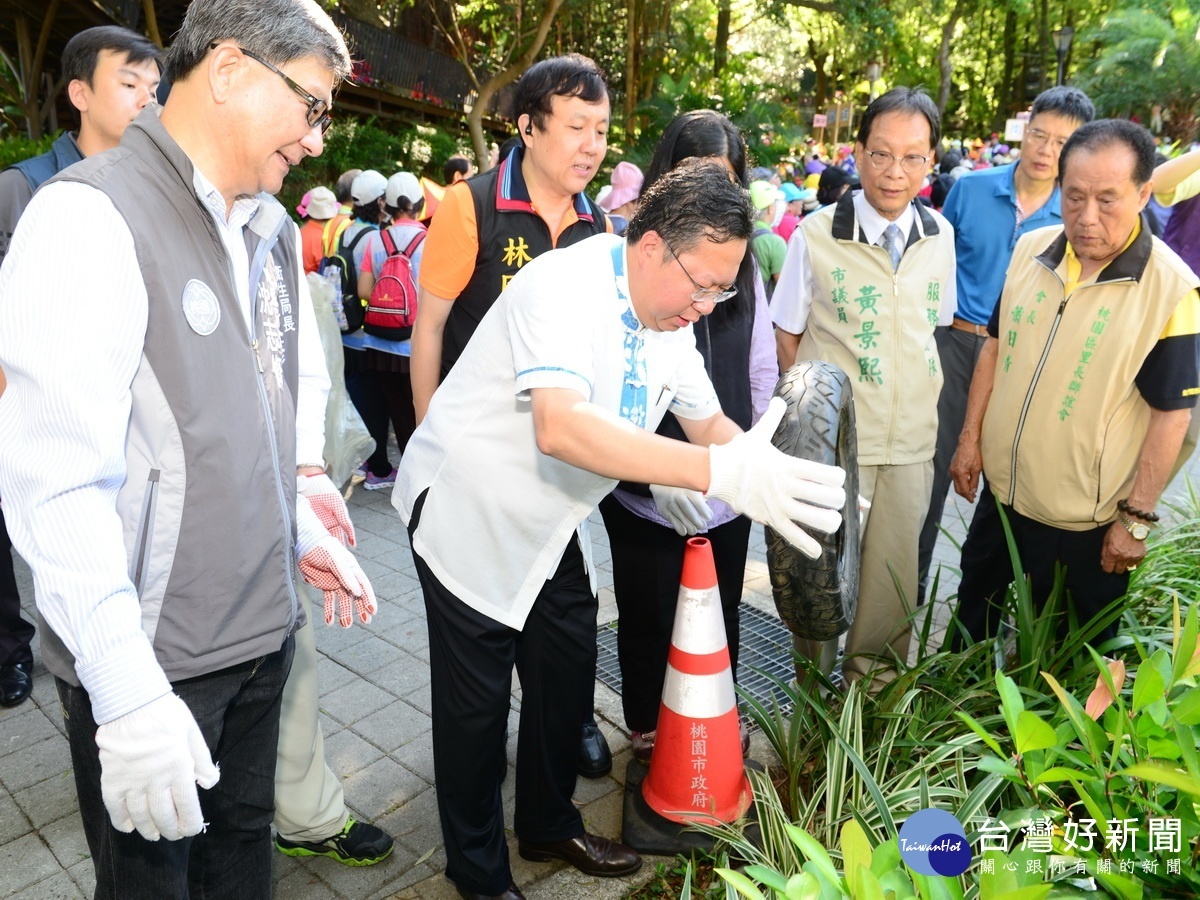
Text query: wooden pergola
0 0 510 141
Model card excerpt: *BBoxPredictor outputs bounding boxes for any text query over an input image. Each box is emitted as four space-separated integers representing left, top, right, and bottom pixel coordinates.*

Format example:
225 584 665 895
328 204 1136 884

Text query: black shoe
578 722 612 778
454 883 526 900
518 832 642 877
0 662 32 708
275 817 394 866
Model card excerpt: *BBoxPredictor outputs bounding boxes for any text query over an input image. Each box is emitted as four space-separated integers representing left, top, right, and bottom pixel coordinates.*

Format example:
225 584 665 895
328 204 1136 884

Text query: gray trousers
273 585 347 841
917 326 988 602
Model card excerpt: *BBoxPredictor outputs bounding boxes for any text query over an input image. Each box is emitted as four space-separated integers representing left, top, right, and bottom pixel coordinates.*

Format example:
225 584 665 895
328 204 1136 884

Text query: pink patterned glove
296 495 377 627
297 473 356 547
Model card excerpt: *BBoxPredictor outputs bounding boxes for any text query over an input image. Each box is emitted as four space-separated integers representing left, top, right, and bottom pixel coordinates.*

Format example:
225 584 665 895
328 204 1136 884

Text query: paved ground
2 457 1194 899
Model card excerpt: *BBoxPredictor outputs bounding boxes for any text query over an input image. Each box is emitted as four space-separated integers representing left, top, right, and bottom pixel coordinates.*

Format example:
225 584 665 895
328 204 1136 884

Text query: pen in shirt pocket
657 383 670 404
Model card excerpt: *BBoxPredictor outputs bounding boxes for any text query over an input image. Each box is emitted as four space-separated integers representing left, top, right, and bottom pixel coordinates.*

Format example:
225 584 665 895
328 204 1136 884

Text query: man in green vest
949 119 1200 648
772 88 957 692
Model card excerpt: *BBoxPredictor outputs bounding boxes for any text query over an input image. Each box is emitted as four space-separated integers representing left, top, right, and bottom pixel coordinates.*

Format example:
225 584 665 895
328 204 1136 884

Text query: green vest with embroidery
798 194 955 466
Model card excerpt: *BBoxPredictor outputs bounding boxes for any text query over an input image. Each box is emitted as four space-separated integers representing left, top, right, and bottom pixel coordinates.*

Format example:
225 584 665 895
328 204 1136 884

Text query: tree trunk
467 0 568 168
993 5 1017 132
624 0 639 137
714 0 730 77
936 0 966 114
810 39 829 113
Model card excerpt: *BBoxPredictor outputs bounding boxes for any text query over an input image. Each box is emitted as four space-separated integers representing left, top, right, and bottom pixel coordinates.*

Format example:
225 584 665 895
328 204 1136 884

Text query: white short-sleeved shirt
394 232 721 629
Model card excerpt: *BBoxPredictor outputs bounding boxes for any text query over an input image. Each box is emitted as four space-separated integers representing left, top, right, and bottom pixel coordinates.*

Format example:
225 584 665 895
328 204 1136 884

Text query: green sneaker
274 817 394 866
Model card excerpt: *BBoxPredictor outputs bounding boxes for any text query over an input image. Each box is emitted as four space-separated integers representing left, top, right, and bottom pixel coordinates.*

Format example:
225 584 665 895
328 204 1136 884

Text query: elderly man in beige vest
771 88 957 691
948 119 1199 650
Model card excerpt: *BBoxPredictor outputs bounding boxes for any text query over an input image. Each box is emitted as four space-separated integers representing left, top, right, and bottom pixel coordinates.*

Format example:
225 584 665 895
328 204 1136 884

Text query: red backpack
363 225 426 340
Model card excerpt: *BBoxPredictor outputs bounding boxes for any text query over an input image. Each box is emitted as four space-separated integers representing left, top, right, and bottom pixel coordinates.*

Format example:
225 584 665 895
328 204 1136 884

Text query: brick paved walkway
2 456 1194 898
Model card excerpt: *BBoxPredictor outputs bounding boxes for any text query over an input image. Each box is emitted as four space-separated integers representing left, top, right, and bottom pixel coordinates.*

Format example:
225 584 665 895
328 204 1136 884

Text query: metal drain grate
595 604 797 719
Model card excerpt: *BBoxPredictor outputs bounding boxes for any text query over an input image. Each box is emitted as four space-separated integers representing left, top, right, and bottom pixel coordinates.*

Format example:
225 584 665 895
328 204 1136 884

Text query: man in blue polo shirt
917 86 1094 601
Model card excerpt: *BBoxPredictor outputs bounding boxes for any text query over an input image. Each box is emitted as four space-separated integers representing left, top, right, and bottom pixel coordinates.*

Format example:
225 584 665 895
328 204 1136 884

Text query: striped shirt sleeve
0 182 170 724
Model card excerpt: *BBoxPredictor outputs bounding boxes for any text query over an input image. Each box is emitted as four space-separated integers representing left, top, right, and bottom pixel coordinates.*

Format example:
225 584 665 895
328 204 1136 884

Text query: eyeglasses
664 240 737 305
214 43 332 133
863 150 930 174
1024 127 1070 151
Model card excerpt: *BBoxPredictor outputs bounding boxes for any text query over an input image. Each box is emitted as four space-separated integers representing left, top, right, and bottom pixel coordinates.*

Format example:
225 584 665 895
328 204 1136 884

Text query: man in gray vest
0 2 375 896
0 26 161 711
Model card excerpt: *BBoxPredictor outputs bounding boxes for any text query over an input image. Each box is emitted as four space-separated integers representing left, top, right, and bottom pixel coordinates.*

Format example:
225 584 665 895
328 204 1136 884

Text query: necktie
882 223 904 271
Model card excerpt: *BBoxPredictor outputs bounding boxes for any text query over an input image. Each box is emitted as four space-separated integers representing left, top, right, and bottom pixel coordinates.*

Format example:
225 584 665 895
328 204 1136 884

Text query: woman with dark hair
599 109 777 761
340 170 400 489
357 172 428 460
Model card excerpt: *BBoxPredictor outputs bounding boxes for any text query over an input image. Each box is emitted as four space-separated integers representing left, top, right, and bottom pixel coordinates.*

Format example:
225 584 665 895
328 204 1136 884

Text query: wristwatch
1117 510 1151 541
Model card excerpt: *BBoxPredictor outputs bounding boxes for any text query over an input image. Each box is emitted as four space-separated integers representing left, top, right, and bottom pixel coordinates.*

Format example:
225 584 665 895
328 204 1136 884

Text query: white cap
350 169 387 205
386 172 423 207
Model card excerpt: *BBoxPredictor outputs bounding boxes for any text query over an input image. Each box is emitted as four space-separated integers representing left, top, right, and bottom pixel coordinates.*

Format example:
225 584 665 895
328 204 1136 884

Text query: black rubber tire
765 360 861 641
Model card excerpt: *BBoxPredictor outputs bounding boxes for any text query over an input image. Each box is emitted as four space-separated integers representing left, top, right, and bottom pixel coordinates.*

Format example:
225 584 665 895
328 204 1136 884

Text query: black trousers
0 507 34 667
946 488 1127 651
344 347 393 477
58 637 293 900
598 495 751 733
917 326 988 603
410 494 595 895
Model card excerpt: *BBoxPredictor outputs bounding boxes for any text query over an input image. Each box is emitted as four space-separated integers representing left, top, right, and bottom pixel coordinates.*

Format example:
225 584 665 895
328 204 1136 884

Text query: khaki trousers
273 585 348 841
794 460 933 692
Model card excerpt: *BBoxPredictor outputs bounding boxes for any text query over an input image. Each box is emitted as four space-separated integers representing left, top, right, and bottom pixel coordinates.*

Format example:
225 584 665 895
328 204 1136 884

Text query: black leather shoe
577 722 612 778
454 883 526 900
518 832 642 877
0 662 32 708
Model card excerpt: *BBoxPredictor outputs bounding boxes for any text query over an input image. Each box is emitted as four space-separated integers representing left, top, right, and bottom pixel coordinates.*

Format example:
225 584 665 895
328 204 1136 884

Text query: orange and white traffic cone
639 537 753 825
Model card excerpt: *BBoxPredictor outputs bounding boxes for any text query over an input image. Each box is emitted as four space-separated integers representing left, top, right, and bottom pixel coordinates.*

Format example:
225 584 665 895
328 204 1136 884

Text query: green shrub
279 117 469 220
646 496 1200 899
0 132 58 169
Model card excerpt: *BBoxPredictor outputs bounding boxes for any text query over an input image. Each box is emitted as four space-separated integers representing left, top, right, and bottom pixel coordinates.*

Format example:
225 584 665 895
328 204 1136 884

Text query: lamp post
1051 26 1074 86
865 60 883 104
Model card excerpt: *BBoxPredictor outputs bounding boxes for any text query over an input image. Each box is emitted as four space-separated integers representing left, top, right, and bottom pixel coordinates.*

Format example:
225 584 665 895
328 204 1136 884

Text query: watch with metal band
1117 509 1151 541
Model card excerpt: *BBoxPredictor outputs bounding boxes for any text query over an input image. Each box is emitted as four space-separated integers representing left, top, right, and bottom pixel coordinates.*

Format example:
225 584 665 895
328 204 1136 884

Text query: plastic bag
307 272 375 487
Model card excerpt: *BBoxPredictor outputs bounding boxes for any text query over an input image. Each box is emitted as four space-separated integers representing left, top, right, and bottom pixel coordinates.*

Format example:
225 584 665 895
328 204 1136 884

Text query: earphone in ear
524 125 532 135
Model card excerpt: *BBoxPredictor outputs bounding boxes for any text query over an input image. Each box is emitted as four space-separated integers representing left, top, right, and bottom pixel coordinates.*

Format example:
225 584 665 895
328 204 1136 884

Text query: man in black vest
0 26 161 709
411 54 614 778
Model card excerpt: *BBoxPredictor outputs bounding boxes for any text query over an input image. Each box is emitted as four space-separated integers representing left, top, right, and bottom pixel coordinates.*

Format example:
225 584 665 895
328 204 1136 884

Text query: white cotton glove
650 484 714 536
95 693 220 841
297 473 356 547
296 494 377 627
707 397 846 559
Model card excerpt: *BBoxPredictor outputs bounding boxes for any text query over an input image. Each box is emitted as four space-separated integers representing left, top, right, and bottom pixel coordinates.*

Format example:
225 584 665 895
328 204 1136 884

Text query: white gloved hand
650 484 713 536
296 495 377 627
707 396 846 559
95 693 220 841
297 473 356 547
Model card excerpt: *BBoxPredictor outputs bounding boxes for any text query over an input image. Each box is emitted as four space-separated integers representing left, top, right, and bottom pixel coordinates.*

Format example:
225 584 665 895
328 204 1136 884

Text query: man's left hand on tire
649 484 713 536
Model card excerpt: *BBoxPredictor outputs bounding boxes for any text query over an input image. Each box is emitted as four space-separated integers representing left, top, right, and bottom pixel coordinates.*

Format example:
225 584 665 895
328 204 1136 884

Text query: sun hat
599 162 644 212
303 186 338 219
350 169 387 205
779 183 804 202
